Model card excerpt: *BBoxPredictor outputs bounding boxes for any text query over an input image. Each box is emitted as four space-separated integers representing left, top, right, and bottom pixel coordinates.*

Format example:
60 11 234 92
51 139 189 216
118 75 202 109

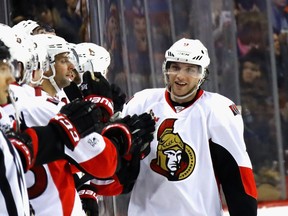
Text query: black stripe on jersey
209 140 257 216
0 141 18 215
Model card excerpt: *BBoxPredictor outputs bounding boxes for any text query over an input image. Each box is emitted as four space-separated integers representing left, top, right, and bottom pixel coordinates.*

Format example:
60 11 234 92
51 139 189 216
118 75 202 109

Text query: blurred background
1 0 288 214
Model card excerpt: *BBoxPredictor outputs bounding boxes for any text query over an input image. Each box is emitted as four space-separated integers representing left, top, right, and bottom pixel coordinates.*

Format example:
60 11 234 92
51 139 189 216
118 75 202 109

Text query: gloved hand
63 81 84 102
88 151 142 195
49 99 106 150
80 72 112 98
78 184 99 216
101 113 155 159
111 83 126 112
6 128 37 171
80 71 114 119
114 152 141 194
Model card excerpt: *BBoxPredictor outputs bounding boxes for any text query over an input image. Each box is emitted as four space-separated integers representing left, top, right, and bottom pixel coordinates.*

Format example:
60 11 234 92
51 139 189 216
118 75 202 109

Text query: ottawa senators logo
150 119 196 181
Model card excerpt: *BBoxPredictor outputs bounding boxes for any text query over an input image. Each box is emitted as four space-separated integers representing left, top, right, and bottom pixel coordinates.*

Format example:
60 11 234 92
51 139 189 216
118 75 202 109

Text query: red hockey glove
6 128 38 171
101 113 155 160
80 71 114 120
49 99 106 150
78 184 99 216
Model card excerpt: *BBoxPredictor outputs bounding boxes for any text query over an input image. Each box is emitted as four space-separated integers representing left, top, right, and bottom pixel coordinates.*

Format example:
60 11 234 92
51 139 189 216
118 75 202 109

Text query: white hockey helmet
39 34 70 92
68 42 79 70
162 38 210 100
30 34 51 85
0 25 21 79
13 31 39 84
0 23 19 58
31 34 50 72
43 34 70 63
75 42 111 78
12 20 40 35
163 38 210 75
0 23 35 82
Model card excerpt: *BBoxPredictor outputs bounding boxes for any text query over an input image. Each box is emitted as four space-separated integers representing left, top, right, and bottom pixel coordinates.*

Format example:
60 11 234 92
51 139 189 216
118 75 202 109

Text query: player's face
0 62 15 105
168 62 202 102
54 53 72 88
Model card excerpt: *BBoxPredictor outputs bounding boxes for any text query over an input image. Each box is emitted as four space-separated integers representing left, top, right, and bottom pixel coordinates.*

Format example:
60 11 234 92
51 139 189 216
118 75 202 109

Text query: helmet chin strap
8 88 20 132
45 62 62 93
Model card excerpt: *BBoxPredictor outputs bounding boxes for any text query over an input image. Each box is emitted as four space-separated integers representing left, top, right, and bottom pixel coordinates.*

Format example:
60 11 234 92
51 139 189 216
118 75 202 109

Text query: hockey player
68 42 127 215
123 38 257 216
90 38 258 216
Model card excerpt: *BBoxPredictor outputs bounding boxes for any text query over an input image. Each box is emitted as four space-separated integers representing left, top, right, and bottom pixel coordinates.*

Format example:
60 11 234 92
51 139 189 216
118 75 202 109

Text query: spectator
239 48 274 172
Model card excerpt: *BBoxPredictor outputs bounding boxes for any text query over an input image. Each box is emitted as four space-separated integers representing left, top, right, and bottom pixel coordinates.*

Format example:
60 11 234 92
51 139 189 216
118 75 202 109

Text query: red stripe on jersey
70 164 80 174
239 166 257 199
165 89 204 112
34 87 42 96
25 128 39 162
48 160 76 216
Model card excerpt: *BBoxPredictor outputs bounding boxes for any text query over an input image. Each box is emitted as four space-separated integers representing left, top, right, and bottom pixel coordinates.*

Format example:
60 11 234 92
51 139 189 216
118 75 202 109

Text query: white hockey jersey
122 88 257 216
4 84 85 216
0 131 30 216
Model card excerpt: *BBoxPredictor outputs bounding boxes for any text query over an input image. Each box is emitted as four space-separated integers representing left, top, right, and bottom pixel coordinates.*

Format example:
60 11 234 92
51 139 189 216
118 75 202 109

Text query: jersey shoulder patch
229 104 240 116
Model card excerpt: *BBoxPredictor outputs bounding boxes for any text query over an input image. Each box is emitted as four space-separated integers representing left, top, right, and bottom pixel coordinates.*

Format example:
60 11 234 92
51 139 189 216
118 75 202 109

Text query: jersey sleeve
122 90 150 116
64 132 118 179
208 95 257 216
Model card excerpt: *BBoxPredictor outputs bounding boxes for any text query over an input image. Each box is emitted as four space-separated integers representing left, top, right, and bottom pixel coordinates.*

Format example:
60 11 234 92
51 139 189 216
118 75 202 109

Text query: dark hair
0 40 11 61
239 48 267 73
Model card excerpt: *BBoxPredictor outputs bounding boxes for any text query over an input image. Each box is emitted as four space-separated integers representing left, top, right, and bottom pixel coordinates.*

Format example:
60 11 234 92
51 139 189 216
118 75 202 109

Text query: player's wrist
49 113 80 150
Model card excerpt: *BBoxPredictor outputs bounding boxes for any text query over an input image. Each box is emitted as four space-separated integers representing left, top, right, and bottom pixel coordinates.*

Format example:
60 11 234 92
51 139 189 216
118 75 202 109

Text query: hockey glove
115 152 141 194
63 81 84 102
6 128 38 171
101 113 155 160
78 184 99 216
49 99 106 150
80 71 114 119
111 83 126 112
89 153 141 195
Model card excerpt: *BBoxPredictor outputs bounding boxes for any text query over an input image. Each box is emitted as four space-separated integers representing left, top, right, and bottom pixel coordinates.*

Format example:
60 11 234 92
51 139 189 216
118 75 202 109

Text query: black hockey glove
80 71 114 120
49 99 106 150
101 113 155 159
80 71 112 98
63 81 83 102
111 83 126 112
78 184 99 216
115 152 141 194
